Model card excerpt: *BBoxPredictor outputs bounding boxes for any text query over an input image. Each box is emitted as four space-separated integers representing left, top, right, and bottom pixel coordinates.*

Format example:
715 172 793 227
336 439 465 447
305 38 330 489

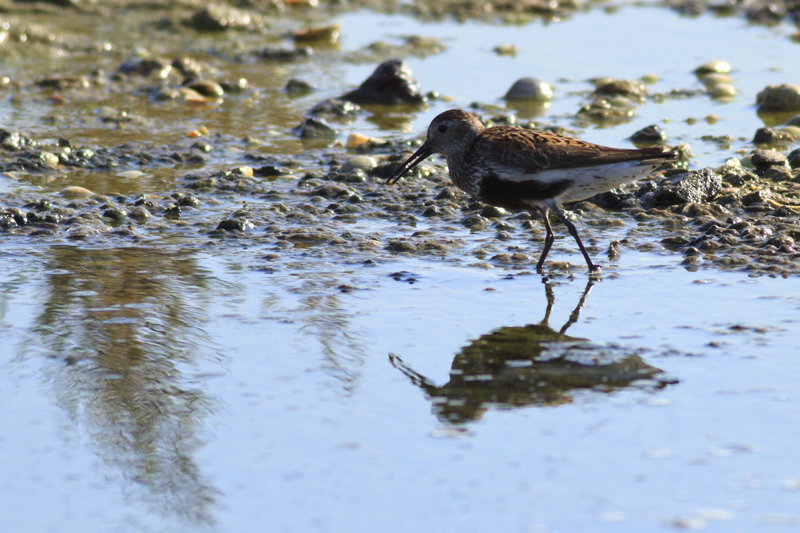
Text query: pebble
117 170 145 179
694 60 731 75
339 156 377 174
708 84 737 99
341 59 425 105
128 206 151 221
292 117 336 138
181 87 209 105
292 24 340 44
503 77 553 102
59 186 94 197
480 205 507 218
346 133 371 149
628 125 666 144
189 4 258 32
699 72 732 88
493 44 519 56
285 78 315 93
591 79 647 102
40 152 59 169
756 84 800 112
648 168 721 206
750 149 787 169
186 79 224 98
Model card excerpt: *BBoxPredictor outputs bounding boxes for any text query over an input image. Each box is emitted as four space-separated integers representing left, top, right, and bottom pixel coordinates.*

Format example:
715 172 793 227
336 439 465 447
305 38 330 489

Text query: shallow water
3 248 800 531
2 2 800 532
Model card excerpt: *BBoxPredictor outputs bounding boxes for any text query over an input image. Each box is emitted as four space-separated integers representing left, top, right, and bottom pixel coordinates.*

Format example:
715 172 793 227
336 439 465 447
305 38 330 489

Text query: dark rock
188 3 259 32
650 168 721 206
756 84 800 113
719 164 756 187
753 127 795 145
435 187 460 201
741 189 772 206
292 118 336 139
770 206 798 217
177 195 200 207
503 77 553 102
116 57 172 78
0 129 36 151
342 59 426 106
760 166 792 182
591 80 647 102
216 218 246 231
628 125 666 145
480 205 507 218
257 46 313 61
751 149 788 169
307 183 352 199
253 165 285 177
308 99 361 118
285 79 315 93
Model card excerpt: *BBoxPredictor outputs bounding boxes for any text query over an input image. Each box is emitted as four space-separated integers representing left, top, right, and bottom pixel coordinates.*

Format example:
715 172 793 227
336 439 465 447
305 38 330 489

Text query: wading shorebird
386 109 676 273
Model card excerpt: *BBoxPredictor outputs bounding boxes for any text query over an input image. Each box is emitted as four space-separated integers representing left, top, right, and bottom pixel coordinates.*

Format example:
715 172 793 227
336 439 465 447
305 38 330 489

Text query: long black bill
386 142 433 185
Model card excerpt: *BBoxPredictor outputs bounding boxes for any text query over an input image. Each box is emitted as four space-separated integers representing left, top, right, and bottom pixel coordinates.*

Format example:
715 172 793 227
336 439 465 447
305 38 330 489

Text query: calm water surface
2 4 800 532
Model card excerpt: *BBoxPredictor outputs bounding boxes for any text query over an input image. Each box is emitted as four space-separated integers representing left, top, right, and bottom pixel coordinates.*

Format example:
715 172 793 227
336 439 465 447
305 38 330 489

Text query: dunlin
386 109 676 273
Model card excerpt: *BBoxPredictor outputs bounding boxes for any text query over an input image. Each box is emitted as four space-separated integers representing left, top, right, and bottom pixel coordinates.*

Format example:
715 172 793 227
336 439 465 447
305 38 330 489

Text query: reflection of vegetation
392 281 677 425
261 272 366 396
31 246 220 527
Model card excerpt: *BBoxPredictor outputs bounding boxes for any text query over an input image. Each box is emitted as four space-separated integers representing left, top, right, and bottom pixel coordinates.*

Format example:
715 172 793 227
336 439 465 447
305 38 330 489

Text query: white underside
507 160 664 206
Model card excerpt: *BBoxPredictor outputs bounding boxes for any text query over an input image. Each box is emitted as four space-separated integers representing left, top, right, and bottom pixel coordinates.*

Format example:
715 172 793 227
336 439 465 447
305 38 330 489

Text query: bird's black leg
554 209 601 273
536 210 555 272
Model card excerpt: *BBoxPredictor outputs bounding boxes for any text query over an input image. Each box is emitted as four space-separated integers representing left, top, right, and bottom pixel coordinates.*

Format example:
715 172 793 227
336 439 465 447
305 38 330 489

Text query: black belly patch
478 174 573 210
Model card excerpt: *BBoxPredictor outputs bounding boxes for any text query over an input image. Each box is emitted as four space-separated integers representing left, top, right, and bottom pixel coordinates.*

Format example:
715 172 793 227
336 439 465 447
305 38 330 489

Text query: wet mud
2 0 800 280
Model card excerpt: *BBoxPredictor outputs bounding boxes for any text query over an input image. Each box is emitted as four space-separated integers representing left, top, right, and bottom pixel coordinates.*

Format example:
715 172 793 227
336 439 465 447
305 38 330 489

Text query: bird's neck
445 152 480 196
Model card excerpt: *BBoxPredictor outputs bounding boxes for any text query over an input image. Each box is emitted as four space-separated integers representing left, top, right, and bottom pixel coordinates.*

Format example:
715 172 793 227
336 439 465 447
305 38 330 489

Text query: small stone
591 79 647 102
503 77 553 102
650 168 721 206
127 206 151 221
694 60 731 75
216 218 246 231
756 84 800 113
493 44 519 56
699 72 732 88
753 127 795 145
480 205 507 218
708 84 736 99
188 3 258 32
292 117 336 139
339 156 377 174
186 79 224 98
346 133 371 149
59 186 93 197
341 59 425 105
292 24 340 44
285 78 315 93
116 57 172 79
628 125 666 145
103 207 127 221
741 189 771 206
751 149 788 169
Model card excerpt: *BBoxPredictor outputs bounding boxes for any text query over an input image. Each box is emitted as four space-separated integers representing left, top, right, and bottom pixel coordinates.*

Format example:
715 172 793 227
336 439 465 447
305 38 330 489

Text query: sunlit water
3 4 800 533
2 247 800 531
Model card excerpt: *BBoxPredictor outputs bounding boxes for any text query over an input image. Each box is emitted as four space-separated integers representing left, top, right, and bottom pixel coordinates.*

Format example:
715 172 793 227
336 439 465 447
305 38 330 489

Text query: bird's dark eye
438 124 448 133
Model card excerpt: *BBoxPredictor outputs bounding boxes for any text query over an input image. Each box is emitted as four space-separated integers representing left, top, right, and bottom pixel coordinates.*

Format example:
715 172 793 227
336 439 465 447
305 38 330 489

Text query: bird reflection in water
390 280 677 425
